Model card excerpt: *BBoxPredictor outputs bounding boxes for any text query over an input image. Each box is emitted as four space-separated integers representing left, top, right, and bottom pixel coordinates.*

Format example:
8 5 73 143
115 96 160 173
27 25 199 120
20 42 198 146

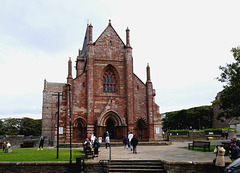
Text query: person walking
214 145 225 173
38 136 44 150
230 141 240 161
128 132 133 151
105 135 110 149
93 137 100 157
123 137 128 149
131 135 138 154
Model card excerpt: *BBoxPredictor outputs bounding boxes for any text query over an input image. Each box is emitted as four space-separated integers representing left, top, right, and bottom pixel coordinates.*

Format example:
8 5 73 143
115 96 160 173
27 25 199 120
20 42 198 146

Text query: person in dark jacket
230 141 240 161
123 137 129 149
38 136 44 150
131 135 138 154
93 138 100 157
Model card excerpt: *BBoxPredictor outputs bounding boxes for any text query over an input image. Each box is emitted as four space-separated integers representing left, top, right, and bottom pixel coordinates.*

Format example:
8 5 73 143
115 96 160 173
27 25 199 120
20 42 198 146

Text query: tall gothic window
103 68 116 93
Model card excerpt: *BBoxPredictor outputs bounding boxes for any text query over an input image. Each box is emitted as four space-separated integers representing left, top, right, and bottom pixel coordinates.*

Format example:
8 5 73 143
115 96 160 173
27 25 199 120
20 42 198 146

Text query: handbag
213 158 216 165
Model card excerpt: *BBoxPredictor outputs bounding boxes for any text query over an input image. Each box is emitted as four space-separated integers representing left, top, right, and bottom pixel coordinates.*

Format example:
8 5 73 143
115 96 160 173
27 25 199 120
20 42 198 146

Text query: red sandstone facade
42 21 162 144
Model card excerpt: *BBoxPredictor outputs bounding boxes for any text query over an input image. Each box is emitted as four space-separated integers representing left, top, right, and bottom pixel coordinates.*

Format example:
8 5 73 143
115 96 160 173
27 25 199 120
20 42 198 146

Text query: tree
0 118 42 136
19 118 42 136
217 47 240 119
162 106 213 131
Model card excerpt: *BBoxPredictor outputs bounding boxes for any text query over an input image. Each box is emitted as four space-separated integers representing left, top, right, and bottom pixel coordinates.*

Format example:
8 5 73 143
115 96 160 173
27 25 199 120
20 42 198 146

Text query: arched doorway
97 111 126 140
77 123 83 140
137 121 143 140
106 118 115 139
136 119 148 141
73 118 87 143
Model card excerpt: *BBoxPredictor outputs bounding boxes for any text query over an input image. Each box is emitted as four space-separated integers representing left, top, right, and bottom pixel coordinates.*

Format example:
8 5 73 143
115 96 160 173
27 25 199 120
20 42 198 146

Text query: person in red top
87 133 91 140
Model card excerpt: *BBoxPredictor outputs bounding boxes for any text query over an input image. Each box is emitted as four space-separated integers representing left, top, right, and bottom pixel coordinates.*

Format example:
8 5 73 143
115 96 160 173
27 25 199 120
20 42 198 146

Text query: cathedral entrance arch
136 118 148 141
97 111 126 140
73 118 87 142
106 118 115 139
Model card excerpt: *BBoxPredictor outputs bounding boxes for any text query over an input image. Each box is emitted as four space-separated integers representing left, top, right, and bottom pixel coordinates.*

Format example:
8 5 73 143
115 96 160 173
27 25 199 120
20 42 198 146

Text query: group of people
2 141 11 152
84 133 100 157
214 138 240 173
123 132 138 154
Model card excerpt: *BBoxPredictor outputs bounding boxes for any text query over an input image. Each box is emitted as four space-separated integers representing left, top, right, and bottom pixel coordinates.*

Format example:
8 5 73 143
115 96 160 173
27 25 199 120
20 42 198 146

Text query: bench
82 144 94 159
20 141 34 148
188 141 210 152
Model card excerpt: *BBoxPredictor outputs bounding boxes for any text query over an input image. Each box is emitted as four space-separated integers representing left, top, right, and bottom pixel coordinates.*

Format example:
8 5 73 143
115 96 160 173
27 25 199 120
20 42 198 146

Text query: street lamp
51 92 63 159
66 83 72 165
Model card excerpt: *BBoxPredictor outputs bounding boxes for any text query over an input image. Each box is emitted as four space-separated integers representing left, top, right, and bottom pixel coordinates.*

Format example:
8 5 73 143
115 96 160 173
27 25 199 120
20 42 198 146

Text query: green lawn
0 148 84 162
180 145 216 152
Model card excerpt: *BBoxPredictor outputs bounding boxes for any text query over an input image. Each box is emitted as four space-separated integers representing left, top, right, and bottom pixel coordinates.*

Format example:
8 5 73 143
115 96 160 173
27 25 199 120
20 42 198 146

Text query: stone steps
107 160 166 173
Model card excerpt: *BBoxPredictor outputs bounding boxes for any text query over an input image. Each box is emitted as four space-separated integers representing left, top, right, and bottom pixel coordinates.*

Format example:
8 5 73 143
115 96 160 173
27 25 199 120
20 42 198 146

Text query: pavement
86 140 232 163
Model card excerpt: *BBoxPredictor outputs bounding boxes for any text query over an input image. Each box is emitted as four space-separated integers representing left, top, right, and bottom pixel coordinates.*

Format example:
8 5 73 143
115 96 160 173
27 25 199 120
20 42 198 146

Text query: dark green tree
19 118 42 136
162 106 213 131
2 118 21 135
0 119 5 135
0 118 42 136
217 47 240 118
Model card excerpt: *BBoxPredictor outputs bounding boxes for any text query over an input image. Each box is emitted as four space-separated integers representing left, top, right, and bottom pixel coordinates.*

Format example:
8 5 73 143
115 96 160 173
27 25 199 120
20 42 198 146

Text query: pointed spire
147 63 151 82
126 27 131 48
89 23 93 44
68 57 72 79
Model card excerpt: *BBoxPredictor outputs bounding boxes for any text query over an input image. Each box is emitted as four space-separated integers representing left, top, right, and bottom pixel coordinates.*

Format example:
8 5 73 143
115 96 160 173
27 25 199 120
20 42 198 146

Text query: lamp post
51 92 62 159
66 84 72 165
57 92 60 159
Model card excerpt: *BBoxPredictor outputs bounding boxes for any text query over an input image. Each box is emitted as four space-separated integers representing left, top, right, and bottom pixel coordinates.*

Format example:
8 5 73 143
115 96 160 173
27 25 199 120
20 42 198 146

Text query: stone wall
169 130 235 142
162 161 231 173
0 136 48 148
0 161 232 173
0 162 103 173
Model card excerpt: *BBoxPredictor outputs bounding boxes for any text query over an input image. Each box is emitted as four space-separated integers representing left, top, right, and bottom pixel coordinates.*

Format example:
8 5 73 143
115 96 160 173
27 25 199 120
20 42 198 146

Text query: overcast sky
0 0 239 119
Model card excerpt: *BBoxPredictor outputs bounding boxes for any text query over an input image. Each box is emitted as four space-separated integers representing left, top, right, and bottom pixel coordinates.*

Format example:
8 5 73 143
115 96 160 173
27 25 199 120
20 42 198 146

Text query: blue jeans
129 141 132 150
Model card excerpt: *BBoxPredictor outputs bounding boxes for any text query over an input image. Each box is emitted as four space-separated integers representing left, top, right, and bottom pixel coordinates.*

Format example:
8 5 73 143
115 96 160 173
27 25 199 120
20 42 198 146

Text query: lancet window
103 68 116 93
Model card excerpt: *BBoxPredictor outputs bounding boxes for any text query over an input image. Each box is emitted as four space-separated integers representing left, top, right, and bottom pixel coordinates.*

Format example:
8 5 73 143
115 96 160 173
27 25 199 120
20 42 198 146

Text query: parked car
225 158 240 172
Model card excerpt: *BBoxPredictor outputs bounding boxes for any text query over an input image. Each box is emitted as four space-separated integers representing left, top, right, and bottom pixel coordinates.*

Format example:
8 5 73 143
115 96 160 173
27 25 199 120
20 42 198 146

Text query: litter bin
76 156 84 172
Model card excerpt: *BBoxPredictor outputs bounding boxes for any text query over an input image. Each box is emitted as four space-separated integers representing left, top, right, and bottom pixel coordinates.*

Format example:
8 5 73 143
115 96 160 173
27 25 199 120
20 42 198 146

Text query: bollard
76 156 84 173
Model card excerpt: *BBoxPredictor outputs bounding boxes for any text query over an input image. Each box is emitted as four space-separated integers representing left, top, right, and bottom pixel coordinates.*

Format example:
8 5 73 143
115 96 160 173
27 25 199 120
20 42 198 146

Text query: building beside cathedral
42 20 162 145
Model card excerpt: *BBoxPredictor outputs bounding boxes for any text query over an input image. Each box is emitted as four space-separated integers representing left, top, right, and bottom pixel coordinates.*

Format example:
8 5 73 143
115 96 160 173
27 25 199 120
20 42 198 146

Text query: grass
0 148 85 162
180 145 216 152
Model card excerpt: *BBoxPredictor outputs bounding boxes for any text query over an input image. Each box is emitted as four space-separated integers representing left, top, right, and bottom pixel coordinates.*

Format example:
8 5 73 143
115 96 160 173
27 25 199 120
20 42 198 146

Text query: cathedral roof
79 24 89 56
95 20 125 46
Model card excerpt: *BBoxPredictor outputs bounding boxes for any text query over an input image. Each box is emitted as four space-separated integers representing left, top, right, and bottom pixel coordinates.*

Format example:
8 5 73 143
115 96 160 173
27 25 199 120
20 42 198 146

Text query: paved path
87 140 232 163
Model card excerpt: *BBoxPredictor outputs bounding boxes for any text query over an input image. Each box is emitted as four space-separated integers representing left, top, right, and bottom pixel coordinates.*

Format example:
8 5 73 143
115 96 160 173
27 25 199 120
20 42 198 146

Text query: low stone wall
162 161 231 173
0 161 232 173
0 162 103 173
0 136 48 148
169 130 235 142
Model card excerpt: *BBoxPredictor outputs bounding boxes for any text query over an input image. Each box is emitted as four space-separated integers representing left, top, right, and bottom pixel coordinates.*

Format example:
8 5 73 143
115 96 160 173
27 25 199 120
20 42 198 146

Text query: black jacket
131 137 138 147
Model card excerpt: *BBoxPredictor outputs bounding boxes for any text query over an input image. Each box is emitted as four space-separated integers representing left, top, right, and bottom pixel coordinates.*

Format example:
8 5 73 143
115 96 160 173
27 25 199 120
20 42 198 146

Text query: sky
0 0 240 119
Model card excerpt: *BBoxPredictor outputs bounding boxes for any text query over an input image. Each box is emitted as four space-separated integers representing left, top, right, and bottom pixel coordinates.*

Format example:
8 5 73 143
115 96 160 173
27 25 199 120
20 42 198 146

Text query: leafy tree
217 47 240 119
19 118 42 136
2 118 21 135
162 106 213 131
0 119 4 135
0 118 42 136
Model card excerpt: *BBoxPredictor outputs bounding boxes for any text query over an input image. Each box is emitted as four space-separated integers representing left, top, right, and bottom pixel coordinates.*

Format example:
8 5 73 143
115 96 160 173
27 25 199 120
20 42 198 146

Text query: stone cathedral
42 20 162 145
